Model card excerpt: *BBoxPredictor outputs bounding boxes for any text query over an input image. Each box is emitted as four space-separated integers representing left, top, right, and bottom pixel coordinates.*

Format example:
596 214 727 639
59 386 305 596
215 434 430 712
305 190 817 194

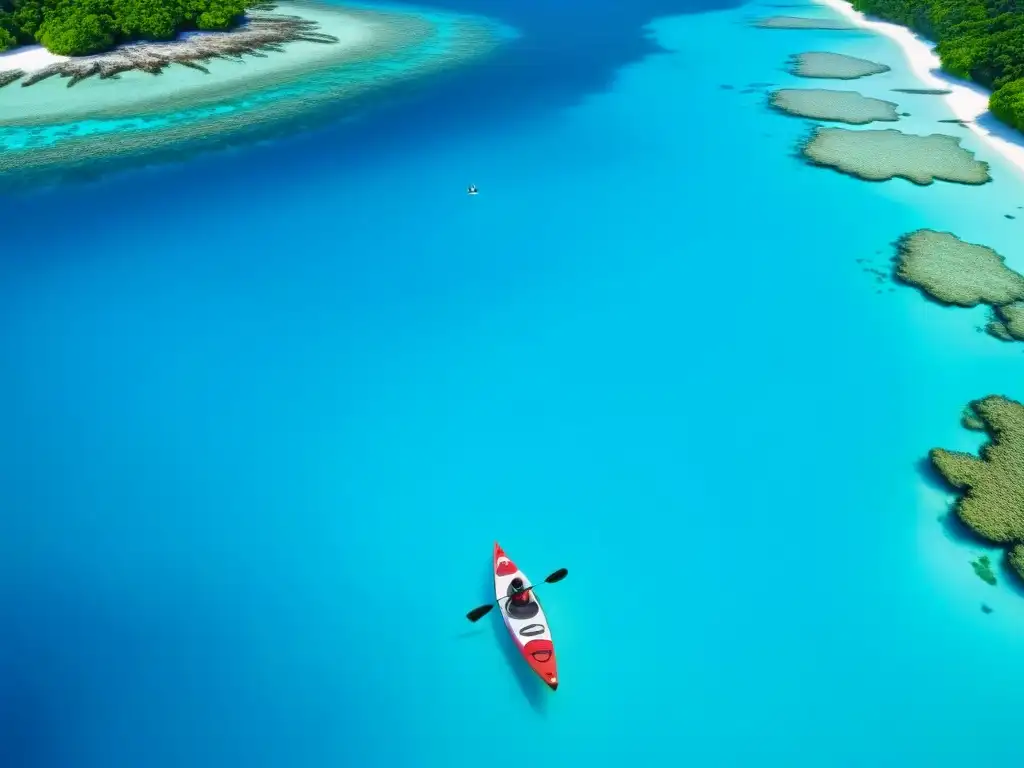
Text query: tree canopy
849 0 1024 130
0 0 248 56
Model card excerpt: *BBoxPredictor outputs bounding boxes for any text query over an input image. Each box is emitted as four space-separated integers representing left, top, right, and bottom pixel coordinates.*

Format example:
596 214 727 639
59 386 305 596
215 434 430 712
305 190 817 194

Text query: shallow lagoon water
1 0 1024 766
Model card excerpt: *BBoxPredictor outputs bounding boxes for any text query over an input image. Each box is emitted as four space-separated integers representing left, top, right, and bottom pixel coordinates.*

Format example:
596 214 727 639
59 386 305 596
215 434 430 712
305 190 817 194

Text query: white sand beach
0 45 68 74
817 0 1024 180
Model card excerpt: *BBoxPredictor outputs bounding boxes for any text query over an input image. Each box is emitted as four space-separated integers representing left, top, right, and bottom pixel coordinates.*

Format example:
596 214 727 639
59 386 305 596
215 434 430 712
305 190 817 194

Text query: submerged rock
972 555 997 585
962 404 986 430
770 88 899 125
788 51 890 80
753 15 856 29
800 127 991 185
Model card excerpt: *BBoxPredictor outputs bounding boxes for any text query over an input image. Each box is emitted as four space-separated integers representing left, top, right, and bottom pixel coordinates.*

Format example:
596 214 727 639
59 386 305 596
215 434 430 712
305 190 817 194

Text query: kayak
493 542 559 690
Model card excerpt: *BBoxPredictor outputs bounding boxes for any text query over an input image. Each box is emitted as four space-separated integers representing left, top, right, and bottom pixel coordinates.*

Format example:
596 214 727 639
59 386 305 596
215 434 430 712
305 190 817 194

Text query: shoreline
0 3 392 124
0 46 68 74
814 0 1024 181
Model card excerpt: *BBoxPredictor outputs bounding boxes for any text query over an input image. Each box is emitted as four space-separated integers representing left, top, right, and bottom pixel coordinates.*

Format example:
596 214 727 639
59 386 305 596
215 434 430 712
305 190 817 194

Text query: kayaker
509 577 532 606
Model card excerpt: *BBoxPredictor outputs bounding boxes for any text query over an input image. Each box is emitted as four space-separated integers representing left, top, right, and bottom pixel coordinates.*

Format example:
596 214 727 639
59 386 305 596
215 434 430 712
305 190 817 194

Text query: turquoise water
2 0 1024 765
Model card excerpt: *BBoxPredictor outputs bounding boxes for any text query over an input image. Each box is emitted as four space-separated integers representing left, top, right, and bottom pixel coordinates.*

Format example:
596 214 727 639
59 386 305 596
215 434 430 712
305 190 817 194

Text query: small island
0 0 508 184
754 15 856 29
0 0 248 56
931 395 1024 583
770 88 899 124
788 51 890 79
891 230 1024 342
800 127 991 185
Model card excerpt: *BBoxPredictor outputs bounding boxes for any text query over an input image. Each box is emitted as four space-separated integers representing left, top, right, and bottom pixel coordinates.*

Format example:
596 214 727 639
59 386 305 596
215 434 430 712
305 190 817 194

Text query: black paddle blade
545 568 569 583
466 604 495 623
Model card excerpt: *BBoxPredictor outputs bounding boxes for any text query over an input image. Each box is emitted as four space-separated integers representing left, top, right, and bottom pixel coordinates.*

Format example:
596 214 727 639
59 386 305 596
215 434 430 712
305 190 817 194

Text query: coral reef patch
788 51 889 79
770 88 899 124
800 127 990 185
892 230 1024 342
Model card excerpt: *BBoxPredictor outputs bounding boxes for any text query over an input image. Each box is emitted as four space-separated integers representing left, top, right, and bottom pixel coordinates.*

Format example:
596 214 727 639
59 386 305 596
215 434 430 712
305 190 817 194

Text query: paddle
464 568 569 623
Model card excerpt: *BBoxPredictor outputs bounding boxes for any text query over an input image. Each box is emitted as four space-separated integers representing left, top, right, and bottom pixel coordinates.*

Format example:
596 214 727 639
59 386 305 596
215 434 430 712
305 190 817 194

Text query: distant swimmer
467 184 478 196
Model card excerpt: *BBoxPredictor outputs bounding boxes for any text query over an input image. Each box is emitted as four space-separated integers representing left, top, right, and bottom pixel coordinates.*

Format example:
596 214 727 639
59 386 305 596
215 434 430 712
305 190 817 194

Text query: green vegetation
971 554 997 584
930 395 1024 583
846 0 1024 133
0 0 249 56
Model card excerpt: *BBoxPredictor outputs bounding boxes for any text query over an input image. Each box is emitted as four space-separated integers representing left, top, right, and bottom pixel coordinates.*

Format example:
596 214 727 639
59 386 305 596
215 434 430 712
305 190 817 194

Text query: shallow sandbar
891 87 952 95
788 51 889 79
753 15 857 29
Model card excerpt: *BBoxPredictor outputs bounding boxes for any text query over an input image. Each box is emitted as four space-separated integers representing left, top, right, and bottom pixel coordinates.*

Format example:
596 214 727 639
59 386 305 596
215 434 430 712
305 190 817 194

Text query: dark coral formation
931 396 1024 583
11 4 338 88
0 69 23 88
971 554 997 585
962 404 986 430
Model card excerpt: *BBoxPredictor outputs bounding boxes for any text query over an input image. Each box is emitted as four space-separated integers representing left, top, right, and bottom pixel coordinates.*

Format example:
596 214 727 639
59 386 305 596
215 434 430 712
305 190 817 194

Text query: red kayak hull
493 542 559 690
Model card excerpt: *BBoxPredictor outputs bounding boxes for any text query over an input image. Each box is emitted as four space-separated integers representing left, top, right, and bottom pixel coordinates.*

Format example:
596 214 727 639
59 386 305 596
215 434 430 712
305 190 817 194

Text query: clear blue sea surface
2 0 1024 765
